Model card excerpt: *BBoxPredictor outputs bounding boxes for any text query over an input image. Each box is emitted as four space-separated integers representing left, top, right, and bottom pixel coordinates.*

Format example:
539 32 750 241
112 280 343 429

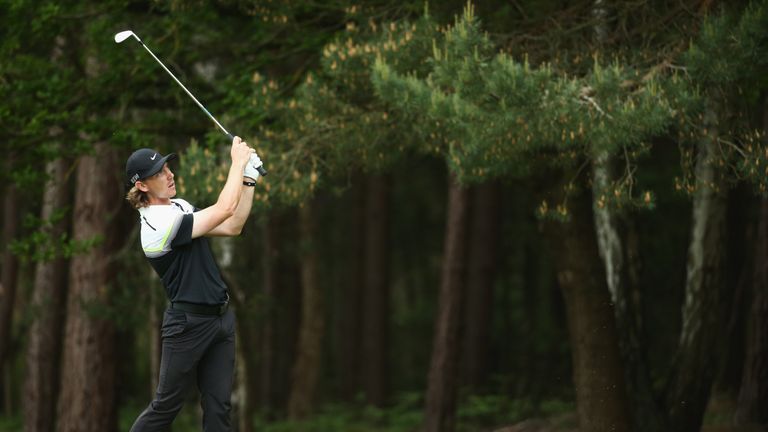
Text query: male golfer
125 136 261 431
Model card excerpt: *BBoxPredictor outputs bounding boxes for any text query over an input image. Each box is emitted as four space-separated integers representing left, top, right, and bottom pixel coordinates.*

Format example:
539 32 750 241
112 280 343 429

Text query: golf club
114 30 267 177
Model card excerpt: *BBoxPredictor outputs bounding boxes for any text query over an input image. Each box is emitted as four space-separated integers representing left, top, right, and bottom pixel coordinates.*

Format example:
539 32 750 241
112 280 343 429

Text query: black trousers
130 308 236 432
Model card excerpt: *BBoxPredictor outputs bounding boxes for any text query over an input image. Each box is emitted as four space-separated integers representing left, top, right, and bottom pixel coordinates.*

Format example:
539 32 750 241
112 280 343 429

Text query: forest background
1 0 767 431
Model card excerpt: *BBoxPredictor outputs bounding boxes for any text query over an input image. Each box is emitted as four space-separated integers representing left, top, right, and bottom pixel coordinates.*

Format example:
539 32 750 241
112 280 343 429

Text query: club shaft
137 41 230 136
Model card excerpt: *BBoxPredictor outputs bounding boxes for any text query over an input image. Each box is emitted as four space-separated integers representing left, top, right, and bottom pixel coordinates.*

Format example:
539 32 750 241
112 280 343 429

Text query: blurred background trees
1 0 767 431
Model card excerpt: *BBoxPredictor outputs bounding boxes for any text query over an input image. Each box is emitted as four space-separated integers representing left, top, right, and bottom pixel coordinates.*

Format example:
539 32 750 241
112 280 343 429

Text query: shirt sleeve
170 213 194 248
141 202 196 257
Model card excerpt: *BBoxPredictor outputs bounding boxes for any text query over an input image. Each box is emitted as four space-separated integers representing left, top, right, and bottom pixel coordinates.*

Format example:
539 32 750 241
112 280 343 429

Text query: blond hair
126 186 150 209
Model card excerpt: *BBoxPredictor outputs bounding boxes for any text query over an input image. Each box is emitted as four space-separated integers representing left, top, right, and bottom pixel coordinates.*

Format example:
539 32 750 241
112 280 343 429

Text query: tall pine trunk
664 104 729 432
288 199 324 419
336 175 364 401
734 197 768 426
265 209 301 413
219 232 258 432
0 178 20 413
260 214 278 411
461 182 501 391
24 157 69 432
734 103 768 427
424 175 470 432
361 174 391 406
546 191 630 432
56 143 119 432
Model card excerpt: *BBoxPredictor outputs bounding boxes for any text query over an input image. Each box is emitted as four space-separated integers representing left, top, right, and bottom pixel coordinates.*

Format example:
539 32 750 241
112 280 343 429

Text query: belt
171 301 228 316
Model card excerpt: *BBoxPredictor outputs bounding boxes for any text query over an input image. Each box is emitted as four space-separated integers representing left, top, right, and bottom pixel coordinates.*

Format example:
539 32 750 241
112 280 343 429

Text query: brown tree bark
734 197 768 426
220 219 263 432
0 180 20 410
260 214 278 411
331 176 365 402
593 155 667 432
664 104 730 432
288 199 324 419
424 176 471 432
262 209 301 413
734 100 768 427
24 157 70 432
56 143 119 432
545 192 630 432
361 174 391 406
223 262 258 432
461 182 501 391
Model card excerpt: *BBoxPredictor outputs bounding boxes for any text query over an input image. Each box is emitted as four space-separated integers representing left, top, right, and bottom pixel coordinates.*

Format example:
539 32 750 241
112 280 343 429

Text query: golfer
125 136 261 432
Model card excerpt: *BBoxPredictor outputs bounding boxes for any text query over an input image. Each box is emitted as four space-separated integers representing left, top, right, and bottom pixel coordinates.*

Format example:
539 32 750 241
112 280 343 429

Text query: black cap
125 148 177 186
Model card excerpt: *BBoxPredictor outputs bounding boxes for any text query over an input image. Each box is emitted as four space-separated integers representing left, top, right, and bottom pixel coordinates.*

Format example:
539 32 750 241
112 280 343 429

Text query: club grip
227 133 268 177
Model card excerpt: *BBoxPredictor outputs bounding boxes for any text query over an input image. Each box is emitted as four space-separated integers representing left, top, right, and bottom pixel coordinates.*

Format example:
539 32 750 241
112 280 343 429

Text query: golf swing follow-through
118 29 264 432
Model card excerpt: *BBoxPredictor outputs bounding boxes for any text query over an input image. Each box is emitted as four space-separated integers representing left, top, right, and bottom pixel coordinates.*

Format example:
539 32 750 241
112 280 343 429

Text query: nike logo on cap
151 153 157 160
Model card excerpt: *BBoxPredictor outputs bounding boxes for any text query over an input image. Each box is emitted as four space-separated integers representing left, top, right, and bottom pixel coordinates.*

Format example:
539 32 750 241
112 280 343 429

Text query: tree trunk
664 105 729 432
265 209 301 413
734 197 768 426
260 214 278 412
461 182 501 391
56 142 119 432
288 199 324 419
593 154 667 432
0 180 20 411
24 157 70 432
221 221 261 432
424 175 470 432
335 176 364 402
361 174 391 406
734 100 768 427
546 191 630 432
224 264 258 432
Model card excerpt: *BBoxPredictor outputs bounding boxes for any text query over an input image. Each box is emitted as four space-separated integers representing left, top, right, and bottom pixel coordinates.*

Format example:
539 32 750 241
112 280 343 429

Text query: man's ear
136 181 149 192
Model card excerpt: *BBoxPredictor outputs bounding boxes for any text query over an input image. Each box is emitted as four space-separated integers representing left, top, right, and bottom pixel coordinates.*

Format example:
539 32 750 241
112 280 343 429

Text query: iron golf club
114 30 267 177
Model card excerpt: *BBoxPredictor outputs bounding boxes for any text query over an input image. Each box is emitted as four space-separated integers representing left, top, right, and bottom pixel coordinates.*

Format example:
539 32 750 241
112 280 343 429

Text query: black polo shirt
138 198 228 305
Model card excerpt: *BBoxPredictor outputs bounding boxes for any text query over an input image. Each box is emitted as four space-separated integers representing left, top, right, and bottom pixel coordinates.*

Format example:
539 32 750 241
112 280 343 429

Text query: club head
114 30 137 43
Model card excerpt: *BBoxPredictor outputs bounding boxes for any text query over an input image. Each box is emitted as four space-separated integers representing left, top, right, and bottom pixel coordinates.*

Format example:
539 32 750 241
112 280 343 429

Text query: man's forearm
230 181 255 227
216 163 248 215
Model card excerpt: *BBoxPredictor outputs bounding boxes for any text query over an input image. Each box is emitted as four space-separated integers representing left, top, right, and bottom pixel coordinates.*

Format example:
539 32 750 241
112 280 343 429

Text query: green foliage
684 1 768 92
372 2 688 221
0 415 22 432
456 394 574 431
242 393 573 432
252 393 423 432
676 1 768 195
8 207 109 263
175 138 230 206
221 9 445 209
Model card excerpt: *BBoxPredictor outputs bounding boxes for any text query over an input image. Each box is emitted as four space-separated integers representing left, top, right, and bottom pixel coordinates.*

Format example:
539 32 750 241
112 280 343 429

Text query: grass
0 415 21 432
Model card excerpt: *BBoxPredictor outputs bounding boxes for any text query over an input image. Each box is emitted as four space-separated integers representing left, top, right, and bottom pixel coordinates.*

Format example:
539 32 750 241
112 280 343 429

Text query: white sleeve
171 198 196 213
141 207 186 258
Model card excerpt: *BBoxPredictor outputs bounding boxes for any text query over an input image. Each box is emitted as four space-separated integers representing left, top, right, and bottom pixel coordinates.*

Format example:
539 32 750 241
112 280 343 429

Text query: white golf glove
244 153 263 181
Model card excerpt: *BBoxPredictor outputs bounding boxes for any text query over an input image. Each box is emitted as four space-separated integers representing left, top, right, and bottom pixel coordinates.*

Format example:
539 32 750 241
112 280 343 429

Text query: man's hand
230 136 253 168
244 153 263 181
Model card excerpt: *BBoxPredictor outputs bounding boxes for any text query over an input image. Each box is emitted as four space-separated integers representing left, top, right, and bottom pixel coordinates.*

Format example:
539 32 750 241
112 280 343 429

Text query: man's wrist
233 159 249 170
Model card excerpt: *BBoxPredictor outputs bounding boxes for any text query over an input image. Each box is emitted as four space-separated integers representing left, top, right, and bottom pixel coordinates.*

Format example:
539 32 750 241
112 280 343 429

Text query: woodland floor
494 394 766 432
